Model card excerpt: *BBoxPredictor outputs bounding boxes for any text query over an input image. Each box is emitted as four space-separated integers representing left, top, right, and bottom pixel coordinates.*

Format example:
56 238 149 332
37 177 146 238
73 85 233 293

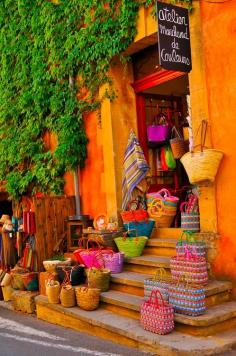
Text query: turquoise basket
124 219 155 238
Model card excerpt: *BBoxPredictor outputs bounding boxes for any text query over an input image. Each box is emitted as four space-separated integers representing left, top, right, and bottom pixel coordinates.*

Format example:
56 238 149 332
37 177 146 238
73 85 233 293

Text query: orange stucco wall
201 1 236 294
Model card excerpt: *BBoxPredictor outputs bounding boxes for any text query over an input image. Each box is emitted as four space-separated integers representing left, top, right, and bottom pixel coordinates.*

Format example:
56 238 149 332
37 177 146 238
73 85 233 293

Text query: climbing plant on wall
0 0 192 200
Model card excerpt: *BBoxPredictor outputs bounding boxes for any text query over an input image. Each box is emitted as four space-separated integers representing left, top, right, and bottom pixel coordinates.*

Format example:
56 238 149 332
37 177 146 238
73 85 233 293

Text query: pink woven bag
140 290 174 335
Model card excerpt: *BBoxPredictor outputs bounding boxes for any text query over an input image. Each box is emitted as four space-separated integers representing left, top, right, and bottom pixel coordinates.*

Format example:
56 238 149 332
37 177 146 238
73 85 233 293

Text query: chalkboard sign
157 2 192 72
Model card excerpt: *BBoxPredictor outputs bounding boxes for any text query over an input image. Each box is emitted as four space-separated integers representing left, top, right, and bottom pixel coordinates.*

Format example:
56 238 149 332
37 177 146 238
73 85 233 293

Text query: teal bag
165 145 176 169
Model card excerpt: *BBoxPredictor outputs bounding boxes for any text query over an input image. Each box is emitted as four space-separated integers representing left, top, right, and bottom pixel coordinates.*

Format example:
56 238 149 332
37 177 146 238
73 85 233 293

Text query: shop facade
61 1 236 295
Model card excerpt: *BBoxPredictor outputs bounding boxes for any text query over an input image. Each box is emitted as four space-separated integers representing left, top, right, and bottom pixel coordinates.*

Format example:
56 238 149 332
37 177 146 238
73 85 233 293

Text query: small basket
46 280 61 304
170 127 186 159
11 273 26 291
75 286 101 311
86 268 111 292
60 285 76 308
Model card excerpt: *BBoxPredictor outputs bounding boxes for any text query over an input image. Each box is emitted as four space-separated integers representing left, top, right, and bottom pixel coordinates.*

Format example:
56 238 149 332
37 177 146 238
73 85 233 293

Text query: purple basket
103 252 124 274
147 125 171 143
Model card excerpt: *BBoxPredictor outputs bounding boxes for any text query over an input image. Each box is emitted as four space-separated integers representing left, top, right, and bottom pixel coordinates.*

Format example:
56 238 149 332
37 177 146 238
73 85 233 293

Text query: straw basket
181 149 223 184
181 120 223 184
11 273 26 291
170 127 186 159
75 286 101 311
147 200 176 228
86 268 111 292
46 280 61 304
2 285 13 301
60 285 76 308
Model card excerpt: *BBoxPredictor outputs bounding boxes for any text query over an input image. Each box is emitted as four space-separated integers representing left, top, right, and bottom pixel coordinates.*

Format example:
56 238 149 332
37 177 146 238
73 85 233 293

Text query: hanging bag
164 145 176 169
147 113 171 144
140 289 174 335
170 126 186 159
181 120 223 184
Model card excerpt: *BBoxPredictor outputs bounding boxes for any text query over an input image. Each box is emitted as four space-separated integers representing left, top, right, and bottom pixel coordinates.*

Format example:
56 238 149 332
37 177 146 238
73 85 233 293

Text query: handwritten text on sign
157 2 192 72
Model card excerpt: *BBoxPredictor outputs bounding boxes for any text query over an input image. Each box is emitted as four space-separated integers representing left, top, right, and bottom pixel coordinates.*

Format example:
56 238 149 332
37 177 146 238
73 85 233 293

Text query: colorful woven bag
170 247 208 285
102 252 124 274
123 219 155 238
176 232 206 258
140 290 174 335
169 281 206 316
144 268 171 302
114 236 148 258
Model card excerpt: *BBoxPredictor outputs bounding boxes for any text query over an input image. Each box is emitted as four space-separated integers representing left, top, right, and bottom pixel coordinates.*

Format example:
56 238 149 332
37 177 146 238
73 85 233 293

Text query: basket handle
171 126 183 139
153 267 167 281
192 119 208 153
148 289 165 308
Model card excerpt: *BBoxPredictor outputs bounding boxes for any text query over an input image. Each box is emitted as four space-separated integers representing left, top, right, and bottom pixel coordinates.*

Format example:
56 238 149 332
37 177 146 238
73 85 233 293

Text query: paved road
0 307 152 356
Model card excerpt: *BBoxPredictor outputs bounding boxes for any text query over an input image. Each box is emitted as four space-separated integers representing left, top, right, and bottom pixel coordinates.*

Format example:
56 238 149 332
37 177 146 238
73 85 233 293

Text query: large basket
148 199 176 228
181 149 223 184
60 285 76 308
75 286 100 311
86 268 111 292
114 236 148 258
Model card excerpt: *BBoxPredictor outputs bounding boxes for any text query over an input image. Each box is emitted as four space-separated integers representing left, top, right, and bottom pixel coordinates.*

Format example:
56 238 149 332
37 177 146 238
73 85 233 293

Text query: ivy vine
0 0 192 200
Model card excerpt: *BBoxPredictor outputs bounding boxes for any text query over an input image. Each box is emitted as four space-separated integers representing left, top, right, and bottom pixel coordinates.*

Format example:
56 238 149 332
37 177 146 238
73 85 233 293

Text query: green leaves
1 0 175 200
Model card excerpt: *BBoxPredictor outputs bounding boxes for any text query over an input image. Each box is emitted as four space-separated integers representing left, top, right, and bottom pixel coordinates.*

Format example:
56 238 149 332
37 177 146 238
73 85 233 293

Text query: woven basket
114 236 148 258
60 285 76 308
75 286 101 311
46 280 61 304
181 149 223 184
86 268 111 292
123 219 155 238
170 127 186 159
2 285 13 301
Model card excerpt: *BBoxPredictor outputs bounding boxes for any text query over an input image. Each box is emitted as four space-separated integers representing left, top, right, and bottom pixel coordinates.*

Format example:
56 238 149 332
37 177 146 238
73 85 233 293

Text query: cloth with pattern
122 131 149 210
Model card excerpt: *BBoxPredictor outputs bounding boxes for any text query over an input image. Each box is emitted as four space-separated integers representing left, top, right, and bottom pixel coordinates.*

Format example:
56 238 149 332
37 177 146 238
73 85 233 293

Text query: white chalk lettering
159 24 189 40
161 48 191 65
159 8 187 26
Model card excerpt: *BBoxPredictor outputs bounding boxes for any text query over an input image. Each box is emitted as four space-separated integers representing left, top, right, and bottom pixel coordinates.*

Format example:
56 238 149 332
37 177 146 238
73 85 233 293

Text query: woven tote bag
140 290 174 335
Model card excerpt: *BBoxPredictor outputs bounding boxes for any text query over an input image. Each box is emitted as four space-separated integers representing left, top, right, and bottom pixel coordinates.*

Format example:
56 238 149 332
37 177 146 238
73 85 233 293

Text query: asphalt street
0 307 152 356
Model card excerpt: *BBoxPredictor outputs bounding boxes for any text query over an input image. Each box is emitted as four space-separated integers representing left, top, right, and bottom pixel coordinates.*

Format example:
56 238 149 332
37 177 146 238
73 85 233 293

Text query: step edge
35 295 236 355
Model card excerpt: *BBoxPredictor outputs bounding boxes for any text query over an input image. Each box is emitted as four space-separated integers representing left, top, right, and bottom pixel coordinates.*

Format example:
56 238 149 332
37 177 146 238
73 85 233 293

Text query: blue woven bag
124 219 155 238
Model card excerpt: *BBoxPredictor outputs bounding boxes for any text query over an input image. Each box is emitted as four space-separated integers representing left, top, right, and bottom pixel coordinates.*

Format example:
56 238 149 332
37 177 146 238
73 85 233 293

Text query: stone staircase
100 228 236 336
36 228 236 355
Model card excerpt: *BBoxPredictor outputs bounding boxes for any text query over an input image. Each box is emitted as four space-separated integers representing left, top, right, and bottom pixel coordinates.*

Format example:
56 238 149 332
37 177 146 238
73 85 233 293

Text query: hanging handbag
140 289 174 335
170 126 186 159
164 145 176 169
160 146 168 171
147 113 171 144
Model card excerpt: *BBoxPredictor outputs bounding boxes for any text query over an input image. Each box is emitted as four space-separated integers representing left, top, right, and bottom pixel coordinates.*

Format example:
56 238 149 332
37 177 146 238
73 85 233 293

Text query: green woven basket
114 236 148 258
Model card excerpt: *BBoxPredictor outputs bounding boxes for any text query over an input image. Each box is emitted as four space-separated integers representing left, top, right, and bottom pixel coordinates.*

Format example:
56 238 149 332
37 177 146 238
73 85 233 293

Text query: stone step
143 238 177 256
110 272 232 306
124 255 171 274
36 295 236 354
100 290 236 336
152 227 183 239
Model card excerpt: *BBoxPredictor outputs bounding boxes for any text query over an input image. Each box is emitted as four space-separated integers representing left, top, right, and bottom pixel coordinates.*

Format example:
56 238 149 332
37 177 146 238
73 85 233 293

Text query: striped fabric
122 131 149 210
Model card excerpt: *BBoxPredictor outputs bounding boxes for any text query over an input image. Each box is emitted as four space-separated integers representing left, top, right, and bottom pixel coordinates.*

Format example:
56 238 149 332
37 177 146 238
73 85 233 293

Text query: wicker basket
147 199 176 228
11 273 26 291
75 286 101 311
60 285 76 308
86 268 111 292
181 149 223 184
2 285 13 301
46 280 61 304
43 258 71 272
170 127 186 159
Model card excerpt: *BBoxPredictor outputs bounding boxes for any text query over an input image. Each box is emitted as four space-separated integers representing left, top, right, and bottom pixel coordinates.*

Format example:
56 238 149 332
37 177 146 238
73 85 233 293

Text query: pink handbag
140 290 174 335
147 113 171 143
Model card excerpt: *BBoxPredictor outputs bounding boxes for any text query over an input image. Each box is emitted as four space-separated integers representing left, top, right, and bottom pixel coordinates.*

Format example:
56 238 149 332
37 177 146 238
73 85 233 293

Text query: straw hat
0 215 10 225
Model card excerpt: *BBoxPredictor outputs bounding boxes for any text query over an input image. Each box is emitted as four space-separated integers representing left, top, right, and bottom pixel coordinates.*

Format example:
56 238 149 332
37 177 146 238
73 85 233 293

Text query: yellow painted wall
201 1 236 295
